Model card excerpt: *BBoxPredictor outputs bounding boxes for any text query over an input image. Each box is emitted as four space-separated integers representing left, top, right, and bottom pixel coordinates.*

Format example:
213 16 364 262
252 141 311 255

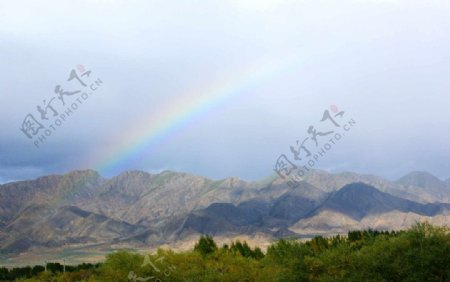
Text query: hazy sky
1 0 449 183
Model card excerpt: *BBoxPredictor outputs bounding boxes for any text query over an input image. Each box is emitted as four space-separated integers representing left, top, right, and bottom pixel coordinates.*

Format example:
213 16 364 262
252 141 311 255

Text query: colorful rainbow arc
87 54 305 176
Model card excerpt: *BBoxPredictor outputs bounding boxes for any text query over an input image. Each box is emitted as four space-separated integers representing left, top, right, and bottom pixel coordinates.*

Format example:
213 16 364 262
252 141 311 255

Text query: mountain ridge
1 169 450 255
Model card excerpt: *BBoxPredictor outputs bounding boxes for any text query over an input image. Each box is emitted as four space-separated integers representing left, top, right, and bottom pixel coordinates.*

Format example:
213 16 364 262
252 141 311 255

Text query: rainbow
86 54 305 176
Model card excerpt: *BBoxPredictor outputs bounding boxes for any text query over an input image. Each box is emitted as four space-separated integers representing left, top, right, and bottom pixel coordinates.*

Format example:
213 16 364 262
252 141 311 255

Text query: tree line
1 222 449 281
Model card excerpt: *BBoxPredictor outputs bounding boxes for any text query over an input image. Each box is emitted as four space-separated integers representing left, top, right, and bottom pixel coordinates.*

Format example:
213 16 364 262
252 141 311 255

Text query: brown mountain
1 169 449 255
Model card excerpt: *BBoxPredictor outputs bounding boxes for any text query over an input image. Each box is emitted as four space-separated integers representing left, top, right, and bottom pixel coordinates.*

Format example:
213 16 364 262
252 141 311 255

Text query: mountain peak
318 182 408 220
338 182 379 193
396 171 445 189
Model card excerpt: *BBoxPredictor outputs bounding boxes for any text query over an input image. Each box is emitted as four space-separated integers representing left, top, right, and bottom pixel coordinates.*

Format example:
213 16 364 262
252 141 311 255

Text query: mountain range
1 169 450 256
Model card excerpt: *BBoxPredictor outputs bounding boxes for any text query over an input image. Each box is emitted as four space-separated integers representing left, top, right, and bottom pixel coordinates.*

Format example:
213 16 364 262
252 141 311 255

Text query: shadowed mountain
176 203 265 236
303 170 450 204
172 200 299 240
268 182 325 224
313 183 450 220
290 183 450 235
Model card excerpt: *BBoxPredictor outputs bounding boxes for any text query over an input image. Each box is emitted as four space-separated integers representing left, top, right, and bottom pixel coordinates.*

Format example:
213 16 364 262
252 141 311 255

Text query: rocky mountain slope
1 169 449 254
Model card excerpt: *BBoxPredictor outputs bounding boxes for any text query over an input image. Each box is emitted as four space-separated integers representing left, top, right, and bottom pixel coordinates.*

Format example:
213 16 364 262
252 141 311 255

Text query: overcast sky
1 0 449 183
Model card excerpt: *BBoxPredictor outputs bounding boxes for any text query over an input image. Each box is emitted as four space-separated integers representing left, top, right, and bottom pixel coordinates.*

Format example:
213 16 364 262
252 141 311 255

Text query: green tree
99 251 144 282
31 265 45 276
194 235 217 256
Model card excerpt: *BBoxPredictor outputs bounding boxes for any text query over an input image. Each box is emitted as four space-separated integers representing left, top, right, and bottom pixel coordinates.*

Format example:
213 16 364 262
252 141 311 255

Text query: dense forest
1 222 449 281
